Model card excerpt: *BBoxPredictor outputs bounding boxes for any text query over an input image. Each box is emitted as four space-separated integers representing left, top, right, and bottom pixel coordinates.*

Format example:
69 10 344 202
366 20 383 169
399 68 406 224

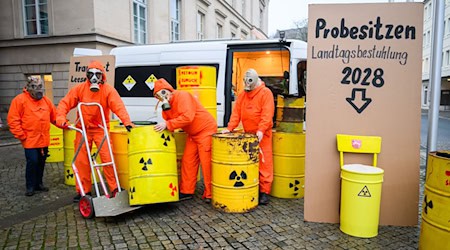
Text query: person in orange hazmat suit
56 60 134 202
153 78 217 204
221 68 275 205
8 76 58 196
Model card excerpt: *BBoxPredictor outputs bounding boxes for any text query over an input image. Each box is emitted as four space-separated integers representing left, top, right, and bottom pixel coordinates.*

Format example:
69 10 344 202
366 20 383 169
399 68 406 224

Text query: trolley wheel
79 195 95 219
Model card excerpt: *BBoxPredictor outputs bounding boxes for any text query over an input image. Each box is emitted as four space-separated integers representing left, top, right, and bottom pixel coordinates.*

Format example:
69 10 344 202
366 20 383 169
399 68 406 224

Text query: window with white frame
170 0 181 41
133 0 147 44
23 0 49 36
447 50 450 65
216 23 223 39
197 11 205 40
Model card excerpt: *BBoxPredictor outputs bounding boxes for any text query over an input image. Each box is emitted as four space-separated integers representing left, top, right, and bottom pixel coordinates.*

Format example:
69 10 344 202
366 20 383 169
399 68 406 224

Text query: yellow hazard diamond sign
145 74 157 90
122 75 136 91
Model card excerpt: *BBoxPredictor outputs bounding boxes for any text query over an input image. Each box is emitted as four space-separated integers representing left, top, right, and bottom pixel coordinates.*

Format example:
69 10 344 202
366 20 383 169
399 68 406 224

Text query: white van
109 39 307 127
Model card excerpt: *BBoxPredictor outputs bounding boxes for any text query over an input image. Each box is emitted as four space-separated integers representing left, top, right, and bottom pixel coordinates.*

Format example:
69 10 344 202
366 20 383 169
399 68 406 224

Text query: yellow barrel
47 124 64 162
271 131 305 198
63 129 102 186
63 129 76 185
275 95 305 133
419 152 450 249
211 133 259 213
109 119 120 129
110 126 129 190
340 164 384 238
173 130 187 183
176 66 217 120
128 125 179 205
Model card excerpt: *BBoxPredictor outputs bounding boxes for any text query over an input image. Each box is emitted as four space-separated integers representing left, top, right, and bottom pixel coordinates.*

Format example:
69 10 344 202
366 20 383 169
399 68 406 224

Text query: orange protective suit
154 79 217 199
8 88 57 148
56 61 132 194
226 82 275 194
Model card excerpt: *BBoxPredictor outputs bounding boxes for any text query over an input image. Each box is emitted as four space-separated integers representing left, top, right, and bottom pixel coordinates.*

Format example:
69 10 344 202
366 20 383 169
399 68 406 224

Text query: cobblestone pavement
0 115 447 249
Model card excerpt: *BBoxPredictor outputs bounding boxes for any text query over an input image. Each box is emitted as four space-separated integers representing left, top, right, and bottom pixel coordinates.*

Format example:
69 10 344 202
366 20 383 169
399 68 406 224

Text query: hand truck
69 102 140 218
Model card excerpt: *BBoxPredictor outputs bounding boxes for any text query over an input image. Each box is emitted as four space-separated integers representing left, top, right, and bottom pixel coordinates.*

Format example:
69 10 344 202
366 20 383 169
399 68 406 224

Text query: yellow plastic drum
340 164 384 238
419 152 450 249
128 125 179 205
176 66 217 120
271 131 305 198
211 133 259 213
47 124 64 162
173 130 187 183
63 129 102 186
275 95 305 133
110 126 129 190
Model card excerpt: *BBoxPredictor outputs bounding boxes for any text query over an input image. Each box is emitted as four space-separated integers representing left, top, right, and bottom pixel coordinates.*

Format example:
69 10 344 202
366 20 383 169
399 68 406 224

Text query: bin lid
342 164 384 174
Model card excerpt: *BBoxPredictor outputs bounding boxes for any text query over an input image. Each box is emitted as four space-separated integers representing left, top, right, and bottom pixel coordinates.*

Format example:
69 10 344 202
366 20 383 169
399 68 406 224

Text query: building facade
422 0 450 109
0 0 269 120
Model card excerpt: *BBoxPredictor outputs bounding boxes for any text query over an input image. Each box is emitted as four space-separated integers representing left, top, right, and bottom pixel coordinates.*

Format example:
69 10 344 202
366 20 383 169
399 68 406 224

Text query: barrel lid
342 164 384 174
133 121 157 126
213 132 257 139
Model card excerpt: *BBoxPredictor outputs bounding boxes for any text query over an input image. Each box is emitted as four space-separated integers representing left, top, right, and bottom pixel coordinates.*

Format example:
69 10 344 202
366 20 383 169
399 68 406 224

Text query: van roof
110 39 307 55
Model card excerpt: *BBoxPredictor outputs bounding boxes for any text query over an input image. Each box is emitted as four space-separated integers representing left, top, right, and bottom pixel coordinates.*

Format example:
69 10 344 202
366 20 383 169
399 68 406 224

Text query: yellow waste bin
419 151 450 249
340 164 384 238
47 124 64 162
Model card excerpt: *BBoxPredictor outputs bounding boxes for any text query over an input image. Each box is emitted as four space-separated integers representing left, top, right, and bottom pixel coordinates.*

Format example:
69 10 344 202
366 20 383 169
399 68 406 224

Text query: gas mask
26 76 44 100
244 68 260 92
86 68 103 92
155 89 172 111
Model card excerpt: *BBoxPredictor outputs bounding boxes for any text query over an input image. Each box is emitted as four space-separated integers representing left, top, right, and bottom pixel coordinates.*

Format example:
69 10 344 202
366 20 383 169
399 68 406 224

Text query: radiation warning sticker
145 74 157 90
122 75 136 91
358 185 371 197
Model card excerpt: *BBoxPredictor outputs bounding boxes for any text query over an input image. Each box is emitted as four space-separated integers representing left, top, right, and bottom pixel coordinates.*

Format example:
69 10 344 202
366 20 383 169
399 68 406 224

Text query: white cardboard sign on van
145 74 157 90
122 75 136 91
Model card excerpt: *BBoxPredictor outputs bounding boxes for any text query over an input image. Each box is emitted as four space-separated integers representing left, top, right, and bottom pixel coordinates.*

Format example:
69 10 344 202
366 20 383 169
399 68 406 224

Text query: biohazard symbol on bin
139 157 152 171
66 169 74 179
423 195 433 214
229 170 247 187
161 134 171 147
289 180 301 196
358 185 371 197
169 183 178 196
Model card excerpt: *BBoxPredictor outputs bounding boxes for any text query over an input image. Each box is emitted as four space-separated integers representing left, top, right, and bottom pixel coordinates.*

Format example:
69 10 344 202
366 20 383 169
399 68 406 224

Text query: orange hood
153 78 175 95
87 60 107 83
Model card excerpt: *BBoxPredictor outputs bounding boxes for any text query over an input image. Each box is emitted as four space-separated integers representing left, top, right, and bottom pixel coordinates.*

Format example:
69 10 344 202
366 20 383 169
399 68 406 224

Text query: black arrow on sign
346 88 372 114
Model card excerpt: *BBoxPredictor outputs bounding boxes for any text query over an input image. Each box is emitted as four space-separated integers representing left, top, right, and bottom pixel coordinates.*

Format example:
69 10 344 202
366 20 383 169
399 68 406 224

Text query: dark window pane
38 0 47 4
38 4 47 19
25 6 36 20
40 19 48 34
26 20 37 35
25 0 35 5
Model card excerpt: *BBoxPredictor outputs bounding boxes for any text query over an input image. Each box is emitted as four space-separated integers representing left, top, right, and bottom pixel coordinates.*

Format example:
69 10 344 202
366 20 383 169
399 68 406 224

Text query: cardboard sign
66 55 116 122
305 3 423 226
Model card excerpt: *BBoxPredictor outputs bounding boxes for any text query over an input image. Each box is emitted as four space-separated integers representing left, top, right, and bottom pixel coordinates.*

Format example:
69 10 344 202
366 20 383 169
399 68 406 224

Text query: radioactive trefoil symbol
169 183 178 196
66 169 74 179
229 170 247 187
161 134 171 147
358 185 371 197
129 186 136 200
289 180 301 196
139 157 152 171
423 195 433 214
